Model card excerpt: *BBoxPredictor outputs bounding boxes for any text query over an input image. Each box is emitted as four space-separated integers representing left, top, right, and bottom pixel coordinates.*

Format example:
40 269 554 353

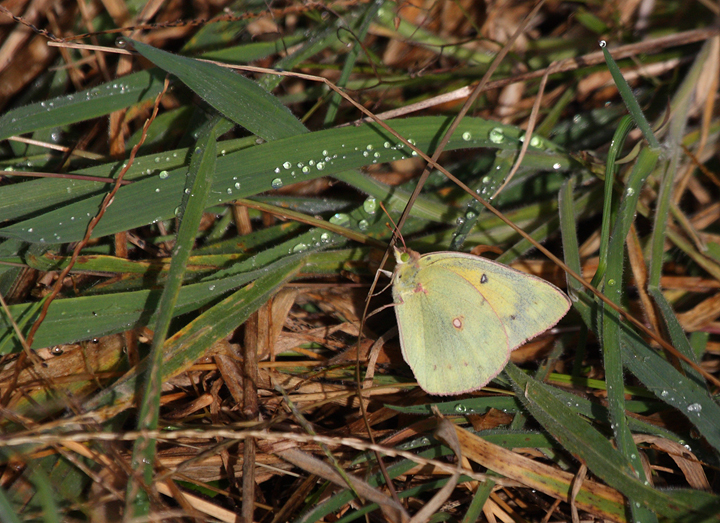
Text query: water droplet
607 279 616 286
158 171 169 179
553 162 562 170
366 144 374 151
271 178 283 189
316 162 325 170
660 390 668 397
626 187 635 196
174 206 181 216
599 40 607 48
320 232 330 242
530 136 542 147
322 149 328 156
687 403 702 413
455 404 467 413
462 131 472 141
209 284 216 291
465 210 476 219
489 128 505 143
226 188 233 194
363 196 378 215
383 141 392 148
302 166 310 173
274 167 280 173
283 161 292 169
329 213 350 226
293 243 308 253
358 219 369 231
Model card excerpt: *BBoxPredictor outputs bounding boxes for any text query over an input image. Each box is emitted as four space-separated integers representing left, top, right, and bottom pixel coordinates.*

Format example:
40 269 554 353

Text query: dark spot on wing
480 274 488 284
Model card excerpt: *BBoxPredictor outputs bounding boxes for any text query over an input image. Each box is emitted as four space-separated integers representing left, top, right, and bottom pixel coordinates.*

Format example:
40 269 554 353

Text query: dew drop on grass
489 128 505 143
363 196 377 214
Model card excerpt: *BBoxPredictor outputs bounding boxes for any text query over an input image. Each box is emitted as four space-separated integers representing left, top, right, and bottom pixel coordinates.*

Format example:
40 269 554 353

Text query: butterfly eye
400 252 410 263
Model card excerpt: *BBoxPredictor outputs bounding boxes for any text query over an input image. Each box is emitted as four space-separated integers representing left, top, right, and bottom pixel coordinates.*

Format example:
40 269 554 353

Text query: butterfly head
392 246 419 266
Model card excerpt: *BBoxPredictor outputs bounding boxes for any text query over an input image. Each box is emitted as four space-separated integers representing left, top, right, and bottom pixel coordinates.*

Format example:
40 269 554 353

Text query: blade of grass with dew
0 117 562 244
0 200 395 351
620 323 720 454
600 147 659 523
504 364 720 521
0 70 167 142
125 117 220 517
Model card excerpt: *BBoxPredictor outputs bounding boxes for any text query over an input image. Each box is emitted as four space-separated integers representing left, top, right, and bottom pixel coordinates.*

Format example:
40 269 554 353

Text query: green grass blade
620 324 720 453
130 39 307 140
600 146 659 521
0 486 23 523
0 70 166 141
125 118 220 517
600 42 660 149
591 115 633 287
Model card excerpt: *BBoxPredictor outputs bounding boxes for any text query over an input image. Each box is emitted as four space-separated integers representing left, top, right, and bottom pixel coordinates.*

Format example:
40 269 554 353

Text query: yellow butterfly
391 247 571 395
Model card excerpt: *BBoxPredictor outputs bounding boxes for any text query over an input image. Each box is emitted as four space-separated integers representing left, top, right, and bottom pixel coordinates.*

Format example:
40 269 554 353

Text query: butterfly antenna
379 202 406 251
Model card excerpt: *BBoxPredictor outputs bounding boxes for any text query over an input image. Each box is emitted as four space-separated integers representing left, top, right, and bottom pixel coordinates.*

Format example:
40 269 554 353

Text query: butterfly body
392 247 571 395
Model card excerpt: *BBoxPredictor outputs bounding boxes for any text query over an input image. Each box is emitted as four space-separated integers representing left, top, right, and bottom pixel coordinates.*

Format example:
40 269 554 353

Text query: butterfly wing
423 252 571 351
393 259 512 395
